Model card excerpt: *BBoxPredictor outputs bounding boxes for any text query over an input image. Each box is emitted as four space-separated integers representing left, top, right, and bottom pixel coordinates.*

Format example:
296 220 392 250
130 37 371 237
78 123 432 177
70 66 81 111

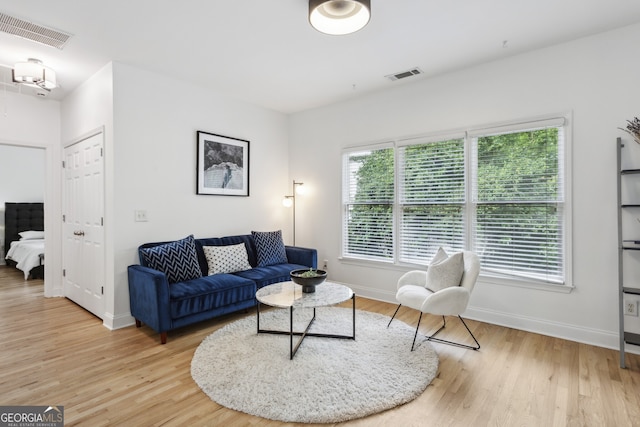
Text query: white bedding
6 239 44 279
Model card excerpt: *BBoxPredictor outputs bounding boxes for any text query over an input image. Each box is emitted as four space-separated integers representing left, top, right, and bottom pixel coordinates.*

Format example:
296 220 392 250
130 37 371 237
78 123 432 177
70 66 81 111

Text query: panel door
63 132 105 318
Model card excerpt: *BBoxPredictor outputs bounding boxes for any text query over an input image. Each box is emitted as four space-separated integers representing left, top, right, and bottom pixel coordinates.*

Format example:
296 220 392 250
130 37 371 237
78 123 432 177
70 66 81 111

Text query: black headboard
4 202 44 258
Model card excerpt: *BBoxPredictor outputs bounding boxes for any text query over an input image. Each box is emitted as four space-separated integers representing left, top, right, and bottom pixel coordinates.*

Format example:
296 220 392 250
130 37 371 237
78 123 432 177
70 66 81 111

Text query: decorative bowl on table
290 269 327 293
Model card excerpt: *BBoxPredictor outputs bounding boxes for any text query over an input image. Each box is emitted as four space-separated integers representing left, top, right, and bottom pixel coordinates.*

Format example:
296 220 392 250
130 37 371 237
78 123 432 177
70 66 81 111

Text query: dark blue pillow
140 235 202 284
252 230 288 267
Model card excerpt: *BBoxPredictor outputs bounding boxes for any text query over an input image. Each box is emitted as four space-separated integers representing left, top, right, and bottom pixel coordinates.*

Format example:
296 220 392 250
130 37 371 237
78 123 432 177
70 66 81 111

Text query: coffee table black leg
352 293 356 339
256 300 260 333
290 307 316 359
257 294 355 359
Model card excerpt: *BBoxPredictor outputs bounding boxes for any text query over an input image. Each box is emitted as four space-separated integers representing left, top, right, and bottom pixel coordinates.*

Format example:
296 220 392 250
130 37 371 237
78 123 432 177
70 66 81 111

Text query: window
342 116 570 286
398 137 466 263
471 121 565 283
342 144 394 261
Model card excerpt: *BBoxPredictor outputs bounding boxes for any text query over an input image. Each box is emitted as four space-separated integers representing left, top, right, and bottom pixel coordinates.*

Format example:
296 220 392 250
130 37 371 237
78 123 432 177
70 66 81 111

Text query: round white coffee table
255 280 356 359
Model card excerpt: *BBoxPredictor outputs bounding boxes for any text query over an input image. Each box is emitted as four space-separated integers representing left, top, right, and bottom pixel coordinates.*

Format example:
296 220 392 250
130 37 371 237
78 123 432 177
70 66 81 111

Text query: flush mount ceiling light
309 0 371 35
12 58 57 91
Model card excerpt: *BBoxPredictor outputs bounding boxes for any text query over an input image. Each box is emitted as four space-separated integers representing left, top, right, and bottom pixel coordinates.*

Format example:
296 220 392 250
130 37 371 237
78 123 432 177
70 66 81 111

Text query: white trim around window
341 113 573 291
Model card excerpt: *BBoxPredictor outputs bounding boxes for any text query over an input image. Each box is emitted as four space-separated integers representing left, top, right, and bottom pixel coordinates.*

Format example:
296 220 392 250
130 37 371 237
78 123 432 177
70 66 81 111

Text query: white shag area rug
191 307 439 423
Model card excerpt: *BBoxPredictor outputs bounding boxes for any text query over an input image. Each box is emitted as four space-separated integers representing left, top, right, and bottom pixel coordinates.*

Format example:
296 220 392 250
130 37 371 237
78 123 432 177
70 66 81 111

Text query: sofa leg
135 319 142 328
160 332 167 344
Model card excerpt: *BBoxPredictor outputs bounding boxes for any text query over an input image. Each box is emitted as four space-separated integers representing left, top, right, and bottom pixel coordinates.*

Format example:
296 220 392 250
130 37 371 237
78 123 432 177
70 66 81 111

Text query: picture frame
196 131 250 196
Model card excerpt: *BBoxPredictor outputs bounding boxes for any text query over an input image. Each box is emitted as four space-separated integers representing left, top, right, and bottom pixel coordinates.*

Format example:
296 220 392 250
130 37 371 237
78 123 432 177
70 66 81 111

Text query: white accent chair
387 251 481 351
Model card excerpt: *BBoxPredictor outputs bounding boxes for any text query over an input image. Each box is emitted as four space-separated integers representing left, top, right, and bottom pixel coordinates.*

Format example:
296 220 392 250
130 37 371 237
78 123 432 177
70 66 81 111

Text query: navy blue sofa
128 234 317 344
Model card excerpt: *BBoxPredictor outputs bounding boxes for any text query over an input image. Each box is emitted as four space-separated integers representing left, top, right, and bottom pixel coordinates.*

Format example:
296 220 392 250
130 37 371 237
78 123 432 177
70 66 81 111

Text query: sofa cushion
169 274 256 319
252 230 288 267
203 243 252 275
139 235 202 284
233 262 309 288
425 247 464 292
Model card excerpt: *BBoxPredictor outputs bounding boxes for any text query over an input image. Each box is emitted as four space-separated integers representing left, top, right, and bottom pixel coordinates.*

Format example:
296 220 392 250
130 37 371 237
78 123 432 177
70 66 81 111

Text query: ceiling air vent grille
0 12 72 49
385 67 423 82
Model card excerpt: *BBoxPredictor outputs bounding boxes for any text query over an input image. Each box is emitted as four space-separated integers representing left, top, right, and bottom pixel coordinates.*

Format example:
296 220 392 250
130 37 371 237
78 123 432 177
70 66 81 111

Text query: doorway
0 144 46 278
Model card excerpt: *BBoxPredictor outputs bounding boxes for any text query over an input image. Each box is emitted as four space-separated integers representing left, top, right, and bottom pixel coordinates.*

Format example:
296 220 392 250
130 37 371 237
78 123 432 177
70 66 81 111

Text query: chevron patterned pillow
252 230 288 267
140 235 202 284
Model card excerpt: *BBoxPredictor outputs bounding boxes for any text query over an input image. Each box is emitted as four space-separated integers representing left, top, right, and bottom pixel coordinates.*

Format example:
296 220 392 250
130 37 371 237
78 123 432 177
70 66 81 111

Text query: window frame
341 142 396 263
340 114 573 291
396 133 467 265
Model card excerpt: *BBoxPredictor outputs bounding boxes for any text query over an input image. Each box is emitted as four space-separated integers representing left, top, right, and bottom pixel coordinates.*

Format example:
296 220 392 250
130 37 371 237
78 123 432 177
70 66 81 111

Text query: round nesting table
255 280 355 359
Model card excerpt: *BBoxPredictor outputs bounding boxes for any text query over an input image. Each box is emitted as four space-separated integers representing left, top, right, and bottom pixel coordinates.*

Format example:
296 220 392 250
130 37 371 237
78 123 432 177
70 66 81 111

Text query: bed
4 202 44 279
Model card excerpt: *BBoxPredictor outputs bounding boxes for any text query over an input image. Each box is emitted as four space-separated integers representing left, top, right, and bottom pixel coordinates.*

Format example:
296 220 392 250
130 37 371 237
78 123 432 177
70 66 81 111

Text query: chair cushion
252 230 288 267
396 284 433 311
203 243 252 275
139 235 202 284
425 247 464 292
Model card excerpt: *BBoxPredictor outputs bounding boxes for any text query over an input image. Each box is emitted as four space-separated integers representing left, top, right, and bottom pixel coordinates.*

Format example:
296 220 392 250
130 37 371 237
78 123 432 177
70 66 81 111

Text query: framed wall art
196 131 250 196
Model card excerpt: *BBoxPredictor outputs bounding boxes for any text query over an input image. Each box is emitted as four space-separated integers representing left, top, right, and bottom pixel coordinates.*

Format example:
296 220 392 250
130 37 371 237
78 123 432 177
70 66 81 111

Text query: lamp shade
12 58 57 90
309 0 370 35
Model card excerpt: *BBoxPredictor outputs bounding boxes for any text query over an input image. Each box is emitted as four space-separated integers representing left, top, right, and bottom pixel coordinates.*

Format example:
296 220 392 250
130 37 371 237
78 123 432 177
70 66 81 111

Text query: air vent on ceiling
385 67 423 82
0 12 72 49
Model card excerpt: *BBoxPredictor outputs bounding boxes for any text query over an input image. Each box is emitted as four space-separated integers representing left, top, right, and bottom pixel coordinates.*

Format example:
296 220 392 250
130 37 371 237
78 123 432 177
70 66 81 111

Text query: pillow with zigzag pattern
140 235 202 284
252 230 288 267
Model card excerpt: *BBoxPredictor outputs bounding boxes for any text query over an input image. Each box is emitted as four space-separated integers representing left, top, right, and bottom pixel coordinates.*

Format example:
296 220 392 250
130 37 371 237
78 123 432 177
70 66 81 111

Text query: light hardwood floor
1 265 639 426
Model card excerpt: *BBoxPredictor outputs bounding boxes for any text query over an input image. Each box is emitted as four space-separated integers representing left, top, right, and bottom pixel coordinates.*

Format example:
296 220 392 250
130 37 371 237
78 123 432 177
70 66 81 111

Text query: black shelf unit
624 332 640 347
617 137 640 368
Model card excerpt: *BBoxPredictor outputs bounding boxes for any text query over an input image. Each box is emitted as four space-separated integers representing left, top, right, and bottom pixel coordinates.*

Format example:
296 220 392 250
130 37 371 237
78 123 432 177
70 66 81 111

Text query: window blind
398 138 466 263
471 125 564 283
342 145 395 261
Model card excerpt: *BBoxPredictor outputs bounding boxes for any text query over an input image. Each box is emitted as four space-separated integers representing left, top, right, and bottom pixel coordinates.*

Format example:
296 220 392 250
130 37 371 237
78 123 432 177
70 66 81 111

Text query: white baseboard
103 311 135 330
463 306 622 351
349 283 397 306
94 280 640 356
346 282 639 355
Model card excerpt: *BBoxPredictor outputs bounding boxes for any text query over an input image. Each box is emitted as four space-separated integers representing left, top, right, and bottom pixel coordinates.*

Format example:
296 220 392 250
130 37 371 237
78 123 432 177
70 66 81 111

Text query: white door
63 132 105 318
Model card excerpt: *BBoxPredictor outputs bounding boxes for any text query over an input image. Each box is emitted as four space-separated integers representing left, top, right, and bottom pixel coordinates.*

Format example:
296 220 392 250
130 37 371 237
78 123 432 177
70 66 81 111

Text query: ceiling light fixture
12 58 57 90
309 0 371 35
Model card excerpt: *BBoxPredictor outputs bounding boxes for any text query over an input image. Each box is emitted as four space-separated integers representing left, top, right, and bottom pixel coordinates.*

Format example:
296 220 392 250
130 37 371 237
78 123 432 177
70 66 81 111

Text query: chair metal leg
424 315 480 350
411 312 423 351
387 304 402 328
389 306 480 351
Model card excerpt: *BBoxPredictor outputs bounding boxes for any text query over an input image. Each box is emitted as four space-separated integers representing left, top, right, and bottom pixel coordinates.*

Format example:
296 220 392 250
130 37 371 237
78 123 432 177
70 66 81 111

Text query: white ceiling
1 1 639 114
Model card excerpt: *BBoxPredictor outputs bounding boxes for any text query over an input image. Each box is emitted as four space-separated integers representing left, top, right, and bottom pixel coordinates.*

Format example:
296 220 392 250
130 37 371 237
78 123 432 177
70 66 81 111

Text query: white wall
61 62 115 322
61 62 292 329
0 144 45 202
0 91 60 291
110 63 291 328
288 23 640 350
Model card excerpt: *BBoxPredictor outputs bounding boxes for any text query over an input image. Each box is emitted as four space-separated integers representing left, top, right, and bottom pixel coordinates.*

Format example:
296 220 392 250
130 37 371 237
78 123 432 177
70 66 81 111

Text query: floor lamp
283 180 304 245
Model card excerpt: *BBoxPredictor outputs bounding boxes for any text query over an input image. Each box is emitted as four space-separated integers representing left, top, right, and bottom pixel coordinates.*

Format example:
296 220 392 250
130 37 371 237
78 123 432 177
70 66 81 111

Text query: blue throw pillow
252 230 288 267
140 235 202 284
